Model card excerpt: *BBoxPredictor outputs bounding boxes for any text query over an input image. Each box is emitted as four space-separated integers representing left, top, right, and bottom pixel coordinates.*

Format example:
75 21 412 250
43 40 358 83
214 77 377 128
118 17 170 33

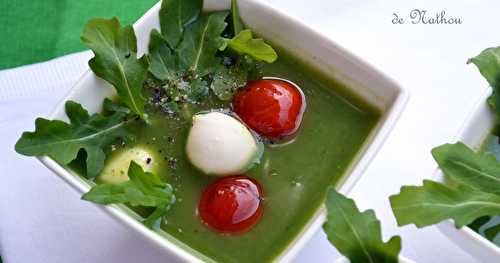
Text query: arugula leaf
148 29 177 81
82 161 175 228
81 17 149 120
390 141 500 230
468 46 500 116
15 101 134 178
469 216 492 231
177 12 229 76
158 78 209 110
211 64 247 101
221 30 277 63
187 78 209 102
432 142 500 195
147 2 279 111
159 100 180 115
147 2 278 109
159 0 203 48
323 188 401 263
390 180 500 228
144 206 170 229
485 219 500 241
230 0 244 35
82 161 171 206
102 98 132 115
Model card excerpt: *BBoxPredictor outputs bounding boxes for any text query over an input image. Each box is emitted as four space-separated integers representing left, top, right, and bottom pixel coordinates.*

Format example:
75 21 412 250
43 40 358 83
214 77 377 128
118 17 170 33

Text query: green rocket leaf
221 29 277 63
82 17 149 120
432 142 500 195
148 29 177 80
230 0 244 35
15 100 134 178
390 180 500 228
159 0 203 47
82 161 175 228
324 188 401 263
177 12 229 76
468 46 500 117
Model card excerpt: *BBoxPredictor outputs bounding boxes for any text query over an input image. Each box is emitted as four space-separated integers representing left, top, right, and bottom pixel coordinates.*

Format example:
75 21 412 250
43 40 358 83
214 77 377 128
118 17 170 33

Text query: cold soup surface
85 49 379 262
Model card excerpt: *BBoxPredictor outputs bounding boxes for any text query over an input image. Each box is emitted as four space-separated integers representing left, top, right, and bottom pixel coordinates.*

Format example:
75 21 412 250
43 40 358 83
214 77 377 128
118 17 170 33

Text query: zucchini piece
96 145 160 184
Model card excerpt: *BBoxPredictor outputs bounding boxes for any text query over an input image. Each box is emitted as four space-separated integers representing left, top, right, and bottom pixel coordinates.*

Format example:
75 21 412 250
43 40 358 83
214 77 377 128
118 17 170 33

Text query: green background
0 0 158 70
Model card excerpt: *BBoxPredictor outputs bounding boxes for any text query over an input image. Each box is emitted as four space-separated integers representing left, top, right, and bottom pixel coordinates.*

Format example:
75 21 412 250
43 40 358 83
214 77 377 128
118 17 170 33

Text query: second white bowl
434 88 500 263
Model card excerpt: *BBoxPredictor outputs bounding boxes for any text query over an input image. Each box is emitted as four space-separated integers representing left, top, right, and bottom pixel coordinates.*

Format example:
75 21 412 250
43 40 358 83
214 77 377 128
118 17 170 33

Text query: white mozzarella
186 112 259 176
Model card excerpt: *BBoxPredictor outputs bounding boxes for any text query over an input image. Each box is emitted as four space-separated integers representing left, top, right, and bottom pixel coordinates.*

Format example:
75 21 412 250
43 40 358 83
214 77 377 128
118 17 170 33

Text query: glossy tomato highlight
198 176 263 233
233 79 305 139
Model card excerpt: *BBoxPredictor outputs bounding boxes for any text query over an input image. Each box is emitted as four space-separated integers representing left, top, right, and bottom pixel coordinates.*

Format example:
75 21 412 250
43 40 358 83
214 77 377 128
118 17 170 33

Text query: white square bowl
434 89 500 263
37 0 408 262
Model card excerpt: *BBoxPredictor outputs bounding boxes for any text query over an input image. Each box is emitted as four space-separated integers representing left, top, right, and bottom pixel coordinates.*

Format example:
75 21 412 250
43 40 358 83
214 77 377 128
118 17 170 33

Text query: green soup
73 48 380 262
470 135 500 247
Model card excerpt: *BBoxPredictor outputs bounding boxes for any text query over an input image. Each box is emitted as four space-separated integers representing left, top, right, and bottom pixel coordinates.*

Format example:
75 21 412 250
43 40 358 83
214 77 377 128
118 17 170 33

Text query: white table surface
1 0 499 262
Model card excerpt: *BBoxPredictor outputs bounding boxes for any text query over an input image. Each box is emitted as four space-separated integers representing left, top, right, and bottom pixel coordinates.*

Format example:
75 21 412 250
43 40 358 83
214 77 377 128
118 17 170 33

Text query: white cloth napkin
0 51 179 263
2 0 500 262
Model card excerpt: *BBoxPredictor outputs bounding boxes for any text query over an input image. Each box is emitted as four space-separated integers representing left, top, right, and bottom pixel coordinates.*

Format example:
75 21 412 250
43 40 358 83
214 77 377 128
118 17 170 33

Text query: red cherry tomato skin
198 176 263 233
233 79 305 139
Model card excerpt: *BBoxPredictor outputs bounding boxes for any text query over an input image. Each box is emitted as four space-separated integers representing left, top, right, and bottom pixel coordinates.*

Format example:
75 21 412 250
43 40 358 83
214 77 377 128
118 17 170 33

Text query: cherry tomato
233 79 305 139
198 176 263 233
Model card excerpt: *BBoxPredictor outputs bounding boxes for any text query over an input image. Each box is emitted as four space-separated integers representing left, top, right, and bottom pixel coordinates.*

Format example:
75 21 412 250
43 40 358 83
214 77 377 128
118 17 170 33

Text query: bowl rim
36 0 409 262
433 87 500 259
